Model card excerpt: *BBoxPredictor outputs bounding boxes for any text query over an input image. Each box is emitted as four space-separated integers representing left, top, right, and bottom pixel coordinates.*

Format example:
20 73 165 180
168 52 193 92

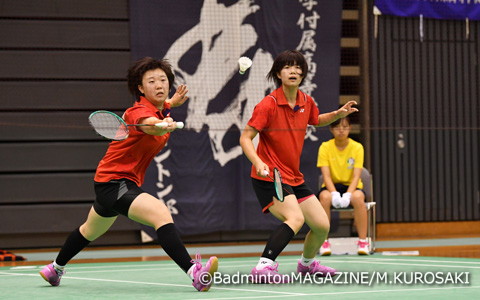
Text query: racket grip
262 170 269 176
155 121 184 129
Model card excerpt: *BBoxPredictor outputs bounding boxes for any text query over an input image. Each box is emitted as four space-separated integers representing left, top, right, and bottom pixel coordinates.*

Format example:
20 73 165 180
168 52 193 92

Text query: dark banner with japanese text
129 0 342 239
375 0 480 20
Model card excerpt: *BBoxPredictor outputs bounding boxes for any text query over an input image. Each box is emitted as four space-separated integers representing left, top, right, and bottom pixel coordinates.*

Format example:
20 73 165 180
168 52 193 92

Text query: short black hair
330 115 351 128
127 57 175 101
266 50 308 87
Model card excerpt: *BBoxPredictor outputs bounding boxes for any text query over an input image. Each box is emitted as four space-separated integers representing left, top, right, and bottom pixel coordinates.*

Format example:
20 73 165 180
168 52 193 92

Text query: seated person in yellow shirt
317 116 369 255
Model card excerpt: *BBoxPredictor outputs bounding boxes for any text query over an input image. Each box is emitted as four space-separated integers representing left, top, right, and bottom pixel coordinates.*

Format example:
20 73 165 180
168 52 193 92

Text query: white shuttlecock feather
238 56 252 75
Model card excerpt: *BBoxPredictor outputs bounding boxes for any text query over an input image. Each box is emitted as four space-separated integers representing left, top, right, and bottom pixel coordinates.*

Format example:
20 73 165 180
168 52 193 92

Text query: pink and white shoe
250 262 290 284
320 240 332 256
357 240 370 255
39 263 64 286
191 254 218 292
297 260 336 277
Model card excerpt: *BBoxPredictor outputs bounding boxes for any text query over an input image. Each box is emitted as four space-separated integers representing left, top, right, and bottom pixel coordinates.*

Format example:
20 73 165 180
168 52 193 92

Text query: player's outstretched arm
317 100 359 127
138 117 180 136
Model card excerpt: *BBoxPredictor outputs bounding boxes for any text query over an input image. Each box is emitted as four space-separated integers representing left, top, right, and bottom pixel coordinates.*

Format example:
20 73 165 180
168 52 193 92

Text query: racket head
273 168 284 202
88 110 129 141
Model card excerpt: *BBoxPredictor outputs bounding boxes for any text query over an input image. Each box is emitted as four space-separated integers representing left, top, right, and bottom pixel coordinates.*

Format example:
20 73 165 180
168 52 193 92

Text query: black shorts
251 178 314 214
319 183 366 196
93 179 145 217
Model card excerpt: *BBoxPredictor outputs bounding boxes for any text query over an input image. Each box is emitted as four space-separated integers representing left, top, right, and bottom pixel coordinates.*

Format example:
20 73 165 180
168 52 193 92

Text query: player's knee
310 220 330 237
316 218 330 233
351 196 366 209
322 220 330 232
152 219 174 230
353 190 365 200
79 224 101 241
286 214 305 232
319 192 331 205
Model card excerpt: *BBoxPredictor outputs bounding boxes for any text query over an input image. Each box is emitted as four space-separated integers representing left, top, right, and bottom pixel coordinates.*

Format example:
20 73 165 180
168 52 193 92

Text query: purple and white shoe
297 260 336 277
191 254 218 292
39 263 65 286
250 262 290 284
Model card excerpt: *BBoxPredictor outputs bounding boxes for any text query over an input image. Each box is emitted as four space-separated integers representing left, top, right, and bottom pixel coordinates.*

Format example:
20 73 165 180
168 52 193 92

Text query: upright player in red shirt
40 57 218 292
240 50 357 282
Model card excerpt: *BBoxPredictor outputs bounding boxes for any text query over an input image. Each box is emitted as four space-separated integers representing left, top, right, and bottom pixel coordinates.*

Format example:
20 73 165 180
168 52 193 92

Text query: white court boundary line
319 259 480 270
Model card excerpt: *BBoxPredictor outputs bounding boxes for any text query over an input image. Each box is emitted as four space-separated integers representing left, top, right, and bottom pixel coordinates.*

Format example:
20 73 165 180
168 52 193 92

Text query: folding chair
319 167 377 252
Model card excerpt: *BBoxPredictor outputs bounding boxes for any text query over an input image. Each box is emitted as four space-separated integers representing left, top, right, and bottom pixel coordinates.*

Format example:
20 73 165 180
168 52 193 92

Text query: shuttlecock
238 56 252 75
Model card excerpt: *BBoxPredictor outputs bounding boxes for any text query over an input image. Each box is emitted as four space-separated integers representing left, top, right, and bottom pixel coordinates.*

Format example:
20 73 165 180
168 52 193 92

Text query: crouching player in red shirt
40 57 218 292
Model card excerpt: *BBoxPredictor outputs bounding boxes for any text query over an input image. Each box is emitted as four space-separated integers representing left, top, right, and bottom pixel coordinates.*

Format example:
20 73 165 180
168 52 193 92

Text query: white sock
300 254 314 267
256 257 274 270
359 239 368 243
187 264 196 280
52 261 64 271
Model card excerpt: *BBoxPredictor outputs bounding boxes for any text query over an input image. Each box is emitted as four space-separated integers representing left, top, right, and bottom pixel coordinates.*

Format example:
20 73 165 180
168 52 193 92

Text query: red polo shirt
94 97 171 186
247 87 319 186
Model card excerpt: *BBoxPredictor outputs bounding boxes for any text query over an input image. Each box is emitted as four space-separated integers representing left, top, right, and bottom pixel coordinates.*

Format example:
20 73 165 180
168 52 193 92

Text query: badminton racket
263 168 290 202
88 110 184 141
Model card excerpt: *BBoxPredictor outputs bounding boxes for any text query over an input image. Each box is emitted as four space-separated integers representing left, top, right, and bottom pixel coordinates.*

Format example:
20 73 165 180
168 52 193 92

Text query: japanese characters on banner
129 0 343 239
375 0 480 20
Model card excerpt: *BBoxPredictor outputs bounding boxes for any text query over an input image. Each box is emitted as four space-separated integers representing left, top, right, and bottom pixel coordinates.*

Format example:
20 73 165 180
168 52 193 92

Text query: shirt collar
274 87 306 108
137 96 171 118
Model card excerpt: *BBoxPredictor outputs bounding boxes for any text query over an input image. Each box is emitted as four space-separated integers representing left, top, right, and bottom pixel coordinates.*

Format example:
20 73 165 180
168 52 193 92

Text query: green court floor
1 255 479 299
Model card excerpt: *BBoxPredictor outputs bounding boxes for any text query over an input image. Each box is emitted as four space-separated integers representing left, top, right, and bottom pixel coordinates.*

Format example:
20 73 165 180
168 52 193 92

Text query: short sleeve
353 143 364 168
247 97 274 131
317 142 330 167
123 105 157 133
307 96 320 126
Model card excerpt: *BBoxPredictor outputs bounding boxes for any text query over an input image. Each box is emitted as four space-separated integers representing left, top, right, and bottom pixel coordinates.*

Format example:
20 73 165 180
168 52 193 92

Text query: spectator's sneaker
319 240 332 256
297 260 336 277
250 262 290 284
357 240 370 255
191 254 218 292
39 263 64 286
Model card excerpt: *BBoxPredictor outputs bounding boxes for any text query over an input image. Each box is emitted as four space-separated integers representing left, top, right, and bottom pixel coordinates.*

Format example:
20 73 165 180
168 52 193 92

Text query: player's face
138 68 170 107
277 64 304 87
330 119 351 140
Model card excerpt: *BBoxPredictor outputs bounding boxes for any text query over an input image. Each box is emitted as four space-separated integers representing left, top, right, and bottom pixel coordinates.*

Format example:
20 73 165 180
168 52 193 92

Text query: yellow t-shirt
317 138 364 189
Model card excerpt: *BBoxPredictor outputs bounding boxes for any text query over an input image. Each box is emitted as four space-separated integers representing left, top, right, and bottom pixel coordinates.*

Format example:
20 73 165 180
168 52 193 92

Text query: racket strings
273 168 285 201
89 113 129 140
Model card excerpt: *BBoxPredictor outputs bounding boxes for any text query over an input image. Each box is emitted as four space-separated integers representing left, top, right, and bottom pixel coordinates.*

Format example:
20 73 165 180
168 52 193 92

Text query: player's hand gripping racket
263 168 288 202
88 110 184 141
